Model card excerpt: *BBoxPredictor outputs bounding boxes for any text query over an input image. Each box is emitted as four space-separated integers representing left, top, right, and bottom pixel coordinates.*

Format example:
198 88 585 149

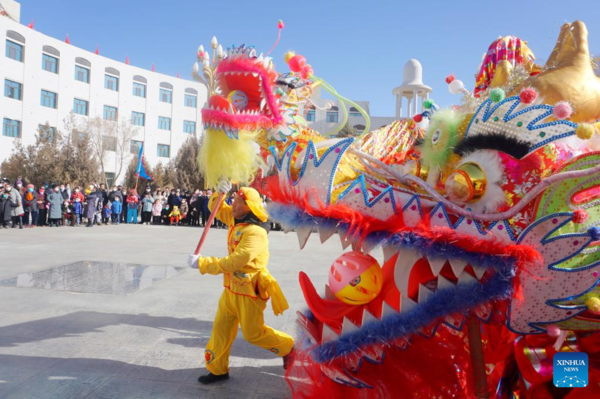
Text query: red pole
467 316 490 398
194 193 226 255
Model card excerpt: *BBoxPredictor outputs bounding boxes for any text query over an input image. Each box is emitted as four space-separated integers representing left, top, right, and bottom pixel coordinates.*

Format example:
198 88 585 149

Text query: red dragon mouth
201 45 283 135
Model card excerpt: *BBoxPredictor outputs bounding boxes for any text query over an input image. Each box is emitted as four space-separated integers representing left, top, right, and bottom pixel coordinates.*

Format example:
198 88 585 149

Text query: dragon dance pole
193 193 225 255
467 316 490 398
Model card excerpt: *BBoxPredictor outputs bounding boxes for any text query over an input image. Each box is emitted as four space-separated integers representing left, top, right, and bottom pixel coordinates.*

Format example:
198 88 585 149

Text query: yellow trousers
204 289 294 375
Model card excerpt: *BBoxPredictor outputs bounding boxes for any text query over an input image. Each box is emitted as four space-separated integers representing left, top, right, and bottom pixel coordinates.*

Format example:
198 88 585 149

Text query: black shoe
283 347 295 370
197 372 229 384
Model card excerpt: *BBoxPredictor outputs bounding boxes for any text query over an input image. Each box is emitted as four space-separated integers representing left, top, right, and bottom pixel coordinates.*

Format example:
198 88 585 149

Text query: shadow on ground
0 354 289 398
0 311 276 360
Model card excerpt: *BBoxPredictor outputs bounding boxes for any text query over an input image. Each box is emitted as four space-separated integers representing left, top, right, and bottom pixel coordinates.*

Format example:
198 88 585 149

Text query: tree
166 136 204 191
60 113 101 187
81 116 138 186
150 162 170 190
338 123 358 138
122 156 139 191
114 119 138 184
122 158 170 192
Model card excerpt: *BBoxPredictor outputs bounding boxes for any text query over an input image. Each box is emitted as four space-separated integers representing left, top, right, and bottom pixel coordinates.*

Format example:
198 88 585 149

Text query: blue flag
136 143 153 181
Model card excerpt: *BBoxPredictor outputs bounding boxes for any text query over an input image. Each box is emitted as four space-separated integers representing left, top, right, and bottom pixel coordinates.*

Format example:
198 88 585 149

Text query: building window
103 136 117 151
103 105 118 121
157 144 170 158
73 99 89 116
130 140 143 154
5 40 23 62
104 75 119 91
4 79 22 100
2 118 21 137
41 90 57 108
159 88 172 104
42 54 58 73
76 131 87 141
104 172 116 188
132 82 146 98
38 124 57 142
326 112 338 123
306 109 315 122
131 112 145 127
75 65 90 83
183 120 196 134
184 94 197 108
158 116 171 130
349 112 362 117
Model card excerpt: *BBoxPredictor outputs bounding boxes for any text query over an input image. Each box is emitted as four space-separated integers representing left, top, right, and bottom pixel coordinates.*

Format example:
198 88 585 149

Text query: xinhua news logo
553 352 588 388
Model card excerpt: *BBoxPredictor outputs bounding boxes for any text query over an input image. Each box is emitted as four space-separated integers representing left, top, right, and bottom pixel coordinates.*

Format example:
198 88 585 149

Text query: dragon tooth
437 275 455 291
295 311 319 344
381 302 397 318
341 317 360 335
362 308 379 323
427 256 446 276
296 226 312 249
318 225 337 243
457 271 478 286
383 246 398 263
260 98 267 112
418 284 435 304
394 248 421 295
449 258 468 278
339 231 354 250
321 323 340 343
400 294 418 313
472 264 486 280
251 72 259 78
244 72 249 76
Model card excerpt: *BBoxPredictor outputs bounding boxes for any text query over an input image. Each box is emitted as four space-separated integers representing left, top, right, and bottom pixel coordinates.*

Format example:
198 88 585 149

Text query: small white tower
392 59 432 118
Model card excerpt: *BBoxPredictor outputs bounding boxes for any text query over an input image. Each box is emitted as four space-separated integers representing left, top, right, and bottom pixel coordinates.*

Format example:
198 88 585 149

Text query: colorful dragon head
195 21 600 395
200 45 283 138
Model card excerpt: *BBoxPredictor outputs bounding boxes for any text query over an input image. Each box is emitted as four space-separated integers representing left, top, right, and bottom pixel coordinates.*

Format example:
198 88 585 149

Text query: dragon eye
431 129 442 145
445 162 487 203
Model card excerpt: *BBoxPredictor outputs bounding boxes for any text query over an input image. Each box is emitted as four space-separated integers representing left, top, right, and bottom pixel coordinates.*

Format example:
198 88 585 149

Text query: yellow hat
237 187 268 222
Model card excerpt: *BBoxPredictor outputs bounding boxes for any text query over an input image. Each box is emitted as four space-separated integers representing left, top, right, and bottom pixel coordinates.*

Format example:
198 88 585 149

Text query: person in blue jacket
111 197 122 225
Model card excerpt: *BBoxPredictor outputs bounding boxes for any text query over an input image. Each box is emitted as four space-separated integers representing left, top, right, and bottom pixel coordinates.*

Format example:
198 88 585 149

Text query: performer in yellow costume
188 182 294 384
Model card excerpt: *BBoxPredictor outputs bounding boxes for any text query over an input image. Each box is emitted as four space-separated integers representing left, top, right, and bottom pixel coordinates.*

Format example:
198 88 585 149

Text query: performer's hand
187 253 200 269
217 180 232 194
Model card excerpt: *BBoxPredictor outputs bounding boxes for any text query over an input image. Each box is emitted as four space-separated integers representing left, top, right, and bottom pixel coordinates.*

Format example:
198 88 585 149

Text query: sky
19 0 600 117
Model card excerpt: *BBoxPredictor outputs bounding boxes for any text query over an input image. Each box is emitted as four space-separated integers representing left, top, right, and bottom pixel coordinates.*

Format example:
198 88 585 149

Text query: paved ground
0 223 343 398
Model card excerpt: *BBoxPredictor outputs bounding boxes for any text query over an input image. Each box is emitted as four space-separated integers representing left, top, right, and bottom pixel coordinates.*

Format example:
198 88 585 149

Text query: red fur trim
201 108 274 130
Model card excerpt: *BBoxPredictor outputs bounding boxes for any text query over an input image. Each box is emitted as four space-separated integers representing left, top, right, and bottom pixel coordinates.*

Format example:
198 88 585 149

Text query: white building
305 59 432 135
0 1 207 186
305 87 397 135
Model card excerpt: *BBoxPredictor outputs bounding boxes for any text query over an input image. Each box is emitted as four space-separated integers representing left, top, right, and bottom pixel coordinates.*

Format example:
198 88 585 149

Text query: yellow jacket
197 193 289 315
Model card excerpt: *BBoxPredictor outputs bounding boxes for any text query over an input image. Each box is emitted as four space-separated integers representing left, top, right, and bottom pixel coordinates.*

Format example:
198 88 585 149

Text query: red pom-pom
553 101 572 120
413 114 423 123
445 75 455 84
573 209 589 224
519 88 537 104
278 20 284 29
288 55 307 73
300 65 313 80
